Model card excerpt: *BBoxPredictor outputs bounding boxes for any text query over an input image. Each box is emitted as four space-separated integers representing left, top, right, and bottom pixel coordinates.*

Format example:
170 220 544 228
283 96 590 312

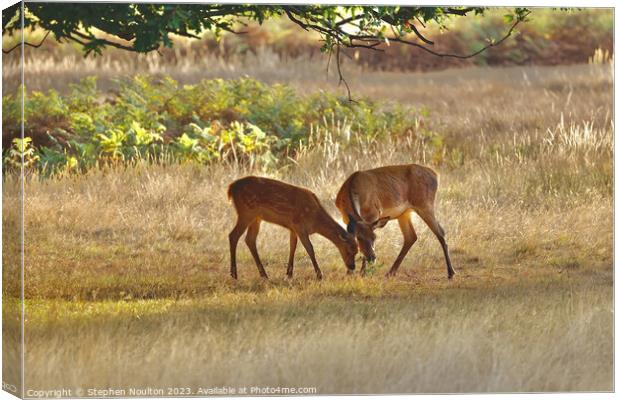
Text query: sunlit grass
19 279 612 392
2 62 612 393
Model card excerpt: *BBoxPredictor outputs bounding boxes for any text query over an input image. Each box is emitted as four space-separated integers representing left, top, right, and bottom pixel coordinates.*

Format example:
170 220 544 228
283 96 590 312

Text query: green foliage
172 120 276 168
2 76 434 174
362 261 385 276
4 137 39 169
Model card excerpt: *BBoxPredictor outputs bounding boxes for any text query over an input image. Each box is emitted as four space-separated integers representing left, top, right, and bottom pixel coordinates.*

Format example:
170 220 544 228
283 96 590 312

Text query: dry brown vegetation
2 30 613 395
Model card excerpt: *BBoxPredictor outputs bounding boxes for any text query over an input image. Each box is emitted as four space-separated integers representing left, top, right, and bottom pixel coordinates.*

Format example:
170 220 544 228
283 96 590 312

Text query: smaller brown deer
228 176 358 280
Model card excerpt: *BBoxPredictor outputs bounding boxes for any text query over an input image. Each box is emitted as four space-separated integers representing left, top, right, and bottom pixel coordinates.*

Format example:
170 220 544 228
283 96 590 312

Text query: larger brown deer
335 164 455 279
228 176 358 280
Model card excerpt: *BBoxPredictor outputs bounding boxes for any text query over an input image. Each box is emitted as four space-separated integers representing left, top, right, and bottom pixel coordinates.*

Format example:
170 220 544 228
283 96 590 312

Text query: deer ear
346 214 357 234
372 217 390 229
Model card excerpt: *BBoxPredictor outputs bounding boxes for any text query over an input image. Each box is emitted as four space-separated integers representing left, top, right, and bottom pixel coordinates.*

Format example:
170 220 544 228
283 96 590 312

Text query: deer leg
245 219 268 279
297 232 323 280
360 257 368 276
417 207 455 279
287 230 298 278
386 211 417 277
229 216 251 279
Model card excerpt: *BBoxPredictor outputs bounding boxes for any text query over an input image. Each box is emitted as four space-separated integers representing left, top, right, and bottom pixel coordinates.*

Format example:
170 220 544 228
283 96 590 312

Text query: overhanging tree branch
2 4 532 99
3 5 529 58
335 44 355 103
444 7 477 16
322 9 529 100
409 22 434 45
385 12 528 59
343 10 528 59
3 30 51 54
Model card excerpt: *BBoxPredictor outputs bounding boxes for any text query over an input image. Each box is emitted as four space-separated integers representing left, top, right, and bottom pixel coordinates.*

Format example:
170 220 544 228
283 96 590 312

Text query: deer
335 164 455 279
228 176 358 280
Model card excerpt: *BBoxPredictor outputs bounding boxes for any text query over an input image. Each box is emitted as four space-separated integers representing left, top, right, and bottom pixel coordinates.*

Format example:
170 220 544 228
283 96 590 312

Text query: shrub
2 76 429 174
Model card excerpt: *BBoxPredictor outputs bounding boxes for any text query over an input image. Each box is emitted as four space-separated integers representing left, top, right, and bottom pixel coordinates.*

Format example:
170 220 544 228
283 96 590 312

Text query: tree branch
347 11 528 59
414 16 426 28
387 12 528 59
72 30 152 52
410 22 433 45
283 7 344 40
335 44 355 103
325 48 332 79
3 30 51 54
335 13 366 27
284 7 385 52
443 7 477 16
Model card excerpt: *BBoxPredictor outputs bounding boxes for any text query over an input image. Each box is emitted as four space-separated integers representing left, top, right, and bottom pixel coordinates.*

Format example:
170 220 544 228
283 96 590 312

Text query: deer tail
227 181 240 202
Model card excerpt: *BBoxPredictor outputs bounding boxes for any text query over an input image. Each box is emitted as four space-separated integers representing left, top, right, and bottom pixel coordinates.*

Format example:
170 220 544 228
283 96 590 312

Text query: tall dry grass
2 62 613 393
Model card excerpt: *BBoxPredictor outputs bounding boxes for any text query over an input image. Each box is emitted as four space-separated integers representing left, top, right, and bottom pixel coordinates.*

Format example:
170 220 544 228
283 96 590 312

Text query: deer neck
314 209 347 247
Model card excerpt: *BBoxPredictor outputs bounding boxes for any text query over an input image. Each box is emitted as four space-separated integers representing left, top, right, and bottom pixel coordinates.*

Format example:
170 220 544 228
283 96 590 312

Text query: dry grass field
2 58 613 393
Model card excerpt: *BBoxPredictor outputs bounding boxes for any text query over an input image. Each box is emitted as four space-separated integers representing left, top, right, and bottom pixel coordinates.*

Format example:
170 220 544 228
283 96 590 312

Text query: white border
0 1 616 400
